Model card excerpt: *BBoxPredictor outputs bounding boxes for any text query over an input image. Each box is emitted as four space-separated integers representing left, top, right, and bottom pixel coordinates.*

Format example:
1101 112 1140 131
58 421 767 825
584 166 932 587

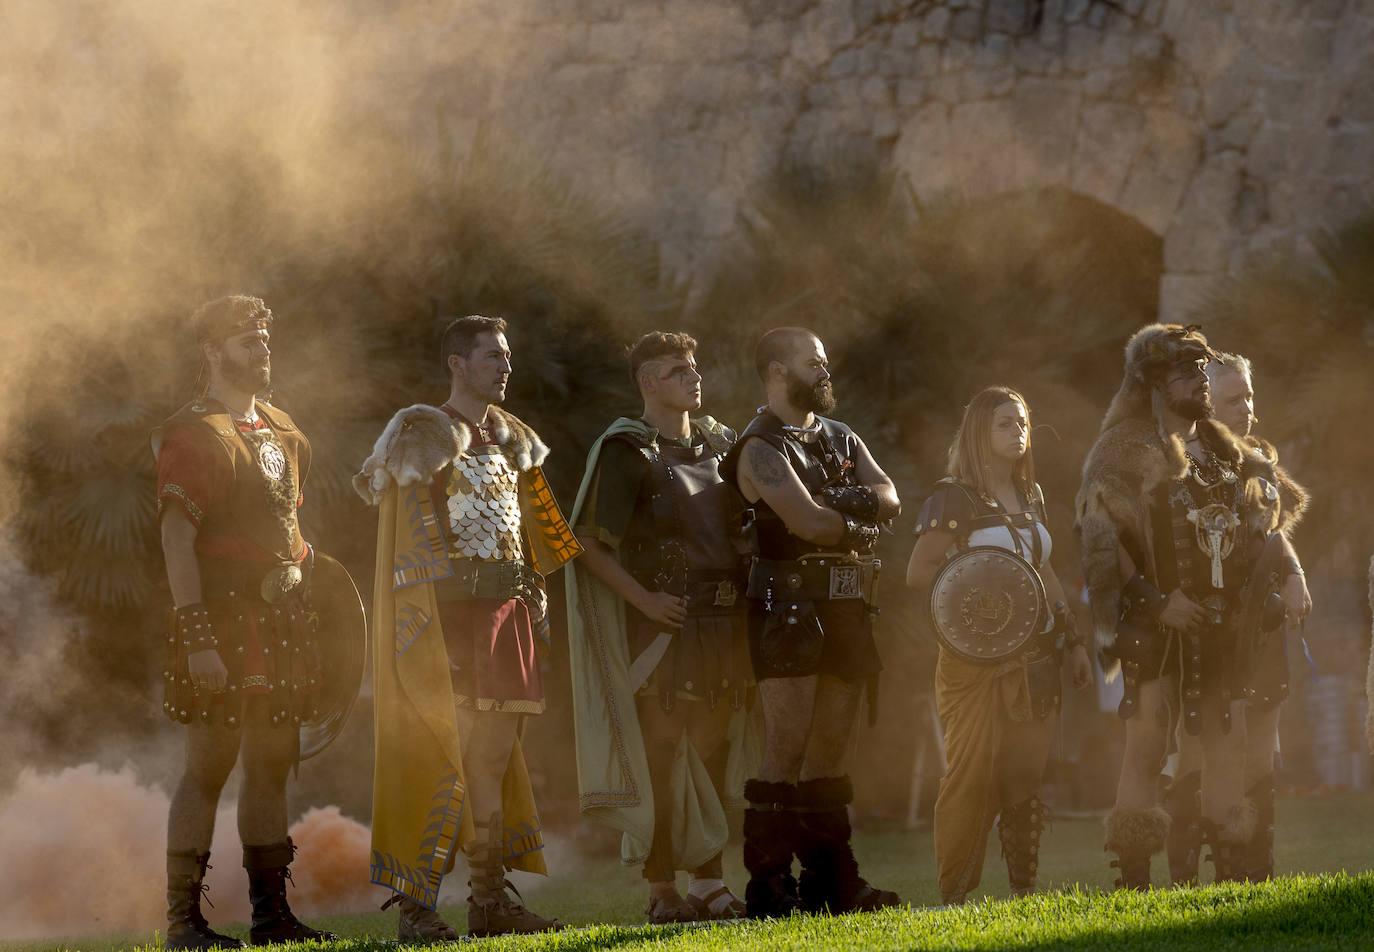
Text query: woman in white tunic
906 387 1092 904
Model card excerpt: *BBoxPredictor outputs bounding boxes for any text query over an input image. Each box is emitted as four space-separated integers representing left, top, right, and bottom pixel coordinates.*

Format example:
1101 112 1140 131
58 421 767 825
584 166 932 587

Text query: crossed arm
737 436 899 546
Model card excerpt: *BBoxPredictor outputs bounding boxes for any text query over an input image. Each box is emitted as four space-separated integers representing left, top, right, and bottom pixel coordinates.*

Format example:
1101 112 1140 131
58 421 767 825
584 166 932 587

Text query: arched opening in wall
691 172 1162 821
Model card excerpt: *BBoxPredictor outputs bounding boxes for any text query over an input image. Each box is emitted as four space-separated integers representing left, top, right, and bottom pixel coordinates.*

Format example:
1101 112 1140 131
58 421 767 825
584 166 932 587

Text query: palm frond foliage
1193 213 1374 576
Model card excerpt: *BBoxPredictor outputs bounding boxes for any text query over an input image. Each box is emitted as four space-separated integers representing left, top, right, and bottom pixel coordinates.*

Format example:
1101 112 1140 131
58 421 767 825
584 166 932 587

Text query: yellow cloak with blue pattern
354 404 580 909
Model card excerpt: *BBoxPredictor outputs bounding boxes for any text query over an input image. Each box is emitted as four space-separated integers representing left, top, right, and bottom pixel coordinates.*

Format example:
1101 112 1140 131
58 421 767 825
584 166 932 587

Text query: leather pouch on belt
759 599 824 676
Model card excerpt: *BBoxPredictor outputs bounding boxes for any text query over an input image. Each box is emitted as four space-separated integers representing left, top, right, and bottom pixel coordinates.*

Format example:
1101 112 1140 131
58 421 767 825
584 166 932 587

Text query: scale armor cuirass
446 447 524 562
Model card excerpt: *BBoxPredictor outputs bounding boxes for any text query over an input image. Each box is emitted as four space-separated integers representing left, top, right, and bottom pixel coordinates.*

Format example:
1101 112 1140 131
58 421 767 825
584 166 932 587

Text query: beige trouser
932 650 1056 903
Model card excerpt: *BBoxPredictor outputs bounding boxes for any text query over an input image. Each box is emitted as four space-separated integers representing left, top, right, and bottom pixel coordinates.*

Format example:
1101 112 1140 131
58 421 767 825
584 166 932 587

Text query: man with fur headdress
566 331 758 924
153 295 336 948
354 316 580 939
1076 324 1308 888
1163 350 1310 885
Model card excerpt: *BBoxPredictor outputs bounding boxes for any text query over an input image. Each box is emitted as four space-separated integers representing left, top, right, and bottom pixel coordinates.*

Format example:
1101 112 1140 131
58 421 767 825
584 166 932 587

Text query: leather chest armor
167 399 310 563
722 410 861 561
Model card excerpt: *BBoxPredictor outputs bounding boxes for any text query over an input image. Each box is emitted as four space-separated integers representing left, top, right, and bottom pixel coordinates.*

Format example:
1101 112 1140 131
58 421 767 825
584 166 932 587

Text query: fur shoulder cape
353 404 549 504
1075 416 1285 647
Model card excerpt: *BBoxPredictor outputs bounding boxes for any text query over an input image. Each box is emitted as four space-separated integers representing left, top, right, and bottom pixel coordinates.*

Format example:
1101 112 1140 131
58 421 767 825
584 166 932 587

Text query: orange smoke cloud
0 764 374 942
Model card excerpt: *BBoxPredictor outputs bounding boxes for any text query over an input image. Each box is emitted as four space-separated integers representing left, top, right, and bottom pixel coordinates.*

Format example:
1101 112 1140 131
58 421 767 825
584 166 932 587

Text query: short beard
221 355 270 394
1168 393 1212 422
786 374 836 415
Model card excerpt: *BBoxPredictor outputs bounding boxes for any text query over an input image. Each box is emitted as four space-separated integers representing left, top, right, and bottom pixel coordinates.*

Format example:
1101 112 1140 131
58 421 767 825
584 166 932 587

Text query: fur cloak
354 404 580 909
1075 416 1290 650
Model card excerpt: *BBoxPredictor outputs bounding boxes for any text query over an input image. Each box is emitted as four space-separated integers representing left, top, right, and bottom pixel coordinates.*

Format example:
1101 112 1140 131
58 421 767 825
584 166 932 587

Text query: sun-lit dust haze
0 0 602 939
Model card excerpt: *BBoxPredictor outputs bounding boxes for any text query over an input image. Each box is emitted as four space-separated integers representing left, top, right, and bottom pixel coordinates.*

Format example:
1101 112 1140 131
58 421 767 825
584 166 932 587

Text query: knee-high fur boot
794 776 900 914
1103 806 1170 891
742 780 800 919
1206 799 1258 884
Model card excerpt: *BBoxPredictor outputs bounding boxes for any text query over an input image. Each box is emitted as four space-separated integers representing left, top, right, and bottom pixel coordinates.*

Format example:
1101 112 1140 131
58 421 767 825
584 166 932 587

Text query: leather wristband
839 515 880 553
1053 600 1086 649
1123 573 1167 622
175 603 217 651
821 485 880 521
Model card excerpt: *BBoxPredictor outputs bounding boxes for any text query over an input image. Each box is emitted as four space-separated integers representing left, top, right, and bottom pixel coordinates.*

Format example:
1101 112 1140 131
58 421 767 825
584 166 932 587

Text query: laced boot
166 850 243 950
997 796 1046 898
381 893 459 942
1103 806 1170 891
464 812 563 937
243 839 338 945
1163 770 1204 886
742 780 800 920
1244 775 1276 882
794 776 901 914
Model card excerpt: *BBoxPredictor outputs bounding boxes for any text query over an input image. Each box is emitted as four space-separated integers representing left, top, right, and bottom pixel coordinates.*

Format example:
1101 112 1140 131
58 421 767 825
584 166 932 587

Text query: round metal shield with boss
930 546 1046 665
299 552 367 760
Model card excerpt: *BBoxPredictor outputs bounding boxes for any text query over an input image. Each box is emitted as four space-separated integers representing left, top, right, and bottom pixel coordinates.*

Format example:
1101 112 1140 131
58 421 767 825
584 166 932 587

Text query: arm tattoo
747 440 789 487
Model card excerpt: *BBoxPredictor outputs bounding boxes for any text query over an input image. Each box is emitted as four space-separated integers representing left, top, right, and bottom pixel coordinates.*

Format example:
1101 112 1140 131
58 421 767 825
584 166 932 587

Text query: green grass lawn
9 790 1374 951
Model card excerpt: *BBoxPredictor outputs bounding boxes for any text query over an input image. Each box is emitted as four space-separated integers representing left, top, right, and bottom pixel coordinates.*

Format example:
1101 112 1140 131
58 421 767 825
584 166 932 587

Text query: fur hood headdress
1101 323 1218 433
353 404 549 505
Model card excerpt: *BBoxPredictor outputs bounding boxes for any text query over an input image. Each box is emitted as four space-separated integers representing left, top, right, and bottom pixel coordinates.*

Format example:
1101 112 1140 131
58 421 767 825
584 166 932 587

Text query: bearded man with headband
153 294 336 948
1077 324 1307 888
720 326 902 917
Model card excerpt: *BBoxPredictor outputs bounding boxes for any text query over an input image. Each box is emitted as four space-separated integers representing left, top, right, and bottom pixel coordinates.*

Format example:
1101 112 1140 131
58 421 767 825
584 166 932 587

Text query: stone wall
411 0 1374 318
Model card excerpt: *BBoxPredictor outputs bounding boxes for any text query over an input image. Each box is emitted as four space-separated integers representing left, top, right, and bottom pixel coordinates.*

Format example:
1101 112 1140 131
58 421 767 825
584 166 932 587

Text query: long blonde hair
947 386 1035 499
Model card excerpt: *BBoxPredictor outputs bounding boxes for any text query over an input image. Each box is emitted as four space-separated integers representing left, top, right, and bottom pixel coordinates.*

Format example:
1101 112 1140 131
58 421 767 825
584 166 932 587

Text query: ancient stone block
897 77 926 106
862 76 893 105
922 6 951 41
986 0 1029 34
1064 25 1101 72
1203 57 1261 127
1163 151 1242 271
893 19 920 48
1072 101 1147 205
1064 0 1090 23
915 44 943 76
588 22 639 61
1117 107 1201 234
944 41 975 71
951 10 984 42
1337 73 1374 124
1013 36 1060 75
751 21 792 60
829 49 860 77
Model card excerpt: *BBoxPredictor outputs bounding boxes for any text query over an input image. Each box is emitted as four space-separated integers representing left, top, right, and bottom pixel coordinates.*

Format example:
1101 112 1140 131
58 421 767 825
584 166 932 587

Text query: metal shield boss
930 546 1046 665
299 551 367 760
